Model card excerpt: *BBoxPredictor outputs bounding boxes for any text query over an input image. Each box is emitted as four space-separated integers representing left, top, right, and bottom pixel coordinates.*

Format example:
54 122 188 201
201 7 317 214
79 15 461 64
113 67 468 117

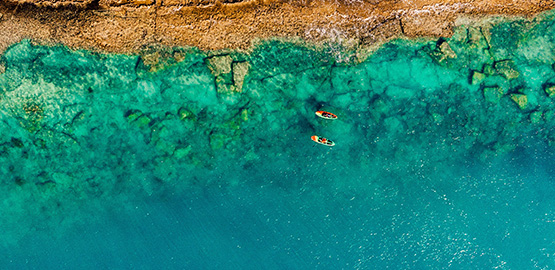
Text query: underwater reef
1 9 555 249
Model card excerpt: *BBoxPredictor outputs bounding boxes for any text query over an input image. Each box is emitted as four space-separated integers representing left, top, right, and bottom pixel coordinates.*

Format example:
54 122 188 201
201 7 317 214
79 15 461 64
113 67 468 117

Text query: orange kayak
315 110 337 120
311 135 335 146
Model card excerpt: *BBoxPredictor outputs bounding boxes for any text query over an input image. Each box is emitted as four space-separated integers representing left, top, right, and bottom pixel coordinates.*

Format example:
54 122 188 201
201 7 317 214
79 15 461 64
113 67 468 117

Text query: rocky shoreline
0 0 554 55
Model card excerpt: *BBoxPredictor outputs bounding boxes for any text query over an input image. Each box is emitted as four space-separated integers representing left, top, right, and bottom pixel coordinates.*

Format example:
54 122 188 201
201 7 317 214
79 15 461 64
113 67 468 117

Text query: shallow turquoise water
2 10 555 269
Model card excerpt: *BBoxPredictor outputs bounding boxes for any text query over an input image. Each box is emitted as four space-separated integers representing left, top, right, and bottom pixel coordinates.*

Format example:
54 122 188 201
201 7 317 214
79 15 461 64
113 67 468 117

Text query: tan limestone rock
510 93 528 110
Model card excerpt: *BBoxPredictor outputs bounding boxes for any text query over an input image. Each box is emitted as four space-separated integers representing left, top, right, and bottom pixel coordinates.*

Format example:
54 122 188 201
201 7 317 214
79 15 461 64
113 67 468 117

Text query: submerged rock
471 71 486 85
232 61 250 92
466 27 495 71
207 56 248 105
215 77 236 94
431 113 443 123
178 107 196 121
22 102 44 132
207 55 233 77
173 145 192 159
483 86 504 103
36 180 57 194
14 176 24 186
482 63 496 76
544 85 555 97
530 111 543 123
209 133 231 150
428 39 458 64
11 137 24 148
510 93 528 110
141 51 163 71
134 115 152 128
125 109 142 122
154 139 175 155
495 60 520 80
240 109 248 121
439 41 457 59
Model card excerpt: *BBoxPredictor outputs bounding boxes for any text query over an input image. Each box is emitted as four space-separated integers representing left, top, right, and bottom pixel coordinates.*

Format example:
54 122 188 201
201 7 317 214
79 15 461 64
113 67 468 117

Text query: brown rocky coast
0 0 554 54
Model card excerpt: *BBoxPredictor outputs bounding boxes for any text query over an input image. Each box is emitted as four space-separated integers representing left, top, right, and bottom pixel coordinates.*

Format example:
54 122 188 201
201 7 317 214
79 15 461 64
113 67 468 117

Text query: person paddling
315 110 337 120
312 110 338 146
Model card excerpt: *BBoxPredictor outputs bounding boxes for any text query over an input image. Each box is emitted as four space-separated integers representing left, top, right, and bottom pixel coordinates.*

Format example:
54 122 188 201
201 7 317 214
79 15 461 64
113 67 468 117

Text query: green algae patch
2 10 555 245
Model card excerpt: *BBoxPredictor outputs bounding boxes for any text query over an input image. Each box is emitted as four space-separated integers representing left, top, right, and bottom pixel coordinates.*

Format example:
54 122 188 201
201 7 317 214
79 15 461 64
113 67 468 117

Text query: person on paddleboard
311 135 335 146
315 110 337 120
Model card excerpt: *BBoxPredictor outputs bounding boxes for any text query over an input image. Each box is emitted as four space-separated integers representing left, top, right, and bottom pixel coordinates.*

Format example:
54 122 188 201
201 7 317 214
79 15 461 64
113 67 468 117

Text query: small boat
315 110 337 120
311 135 335 146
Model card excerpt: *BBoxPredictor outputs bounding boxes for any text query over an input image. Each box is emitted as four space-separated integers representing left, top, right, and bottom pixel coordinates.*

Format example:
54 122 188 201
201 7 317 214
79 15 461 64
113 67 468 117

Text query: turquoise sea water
2 11 555 269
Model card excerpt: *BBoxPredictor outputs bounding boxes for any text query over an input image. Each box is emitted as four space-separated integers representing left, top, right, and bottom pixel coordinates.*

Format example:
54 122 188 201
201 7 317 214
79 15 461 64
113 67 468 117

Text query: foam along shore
1 9 555 245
